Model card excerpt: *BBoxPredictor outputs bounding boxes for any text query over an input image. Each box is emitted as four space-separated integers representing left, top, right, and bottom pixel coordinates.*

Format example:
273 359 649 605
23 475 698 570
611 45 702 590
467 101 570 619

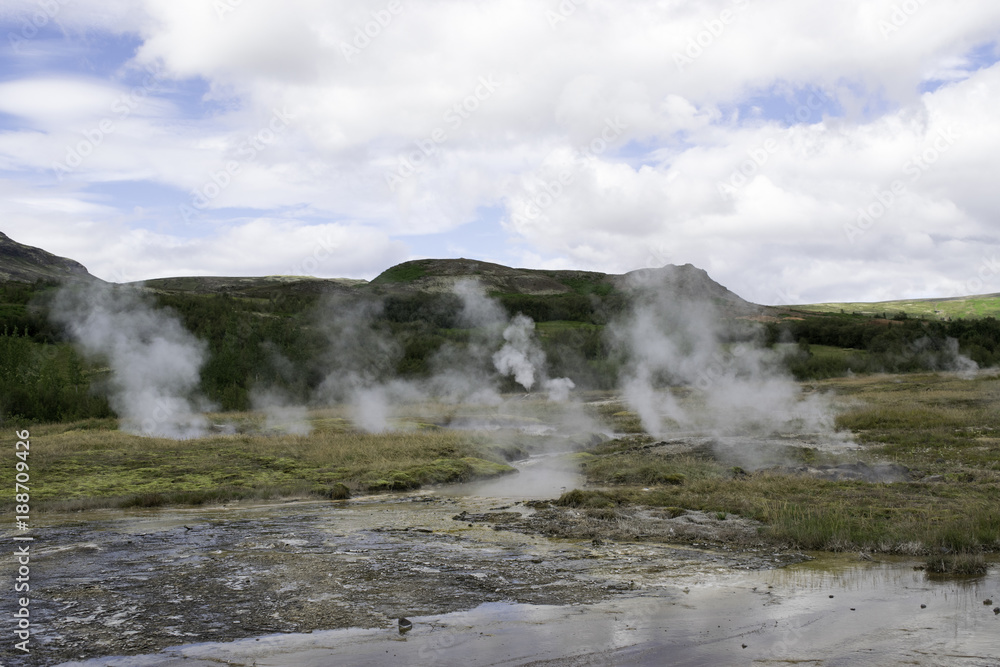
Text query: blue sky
1 1 1000 303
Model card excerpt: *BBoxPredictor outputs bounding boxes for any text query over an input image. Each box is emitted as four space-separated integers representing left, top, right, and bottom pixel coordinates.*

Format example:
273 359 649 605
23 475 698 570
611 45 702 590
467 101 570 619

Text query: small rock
994 607 999 615
398 618 412 635
984 599 993 605
850 608 856 611
920 604 927 609
829 595 834 598
741 644 747 649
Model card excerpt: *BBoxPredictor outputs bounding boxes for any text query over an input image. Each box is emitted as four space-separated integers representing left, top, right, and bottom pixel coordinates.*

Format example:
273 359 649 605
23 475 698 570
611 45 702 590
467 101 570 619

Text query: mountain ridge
0 232 100 284
0 228 761 314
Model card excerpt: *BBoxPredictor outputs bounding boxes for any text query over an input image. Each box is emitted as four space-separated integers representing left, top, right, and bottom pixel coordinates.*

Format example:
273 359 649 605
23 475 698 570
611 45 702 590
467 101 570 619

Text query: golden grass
2 412 516 509
567 372 1000 554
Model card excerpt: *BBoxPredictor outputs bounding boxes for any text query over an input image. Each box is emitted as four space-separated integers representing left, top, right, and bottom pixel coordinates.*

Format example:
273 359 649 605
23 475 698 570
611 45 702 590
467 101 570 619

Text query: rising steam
612 268 838 439
250 386 313 436
51 283 210 439
309 280 580 433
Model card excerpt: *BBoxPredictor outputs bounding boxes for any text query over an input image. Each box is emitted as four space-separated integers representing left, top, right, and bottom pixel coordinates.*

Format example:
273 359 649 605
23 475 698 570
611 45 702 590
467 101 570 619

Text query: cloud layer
1 0 999 301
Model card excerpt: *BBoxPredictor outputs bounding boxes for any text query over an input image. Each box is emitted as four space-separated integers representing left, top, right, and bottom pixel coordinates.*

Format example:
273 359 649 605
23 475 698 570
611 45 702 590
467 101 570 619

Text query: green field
561 372 1000 568
793 293 1000 320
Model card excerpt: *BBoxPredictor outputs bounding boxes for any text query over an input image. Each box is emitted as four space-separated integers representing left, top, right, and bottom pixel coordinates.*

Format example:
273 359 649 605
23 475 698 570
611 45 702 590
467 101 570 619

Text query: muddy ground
5 492 806 666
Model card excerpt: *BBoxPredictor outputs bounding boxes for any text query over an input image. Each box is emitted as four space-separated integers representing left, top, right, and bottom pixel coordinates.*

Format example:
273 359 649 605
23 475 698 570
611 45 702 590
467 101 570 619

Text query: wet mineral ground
2 489 807 665
3 489 999 667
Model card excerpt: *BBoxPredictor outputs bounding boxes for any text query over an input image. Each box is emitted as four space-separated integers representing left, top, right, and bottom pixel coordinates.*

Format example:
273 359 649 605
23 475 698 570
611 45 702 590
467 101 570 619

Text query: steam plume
51 284 209 439
250 386 312 436
612 268 837 439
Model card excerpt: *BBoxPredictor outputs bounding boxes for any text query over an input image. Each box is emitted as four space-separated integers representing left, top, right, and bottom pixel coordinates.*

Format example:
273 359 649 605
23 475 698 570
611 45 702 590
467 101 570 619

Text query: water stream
5 454 997 666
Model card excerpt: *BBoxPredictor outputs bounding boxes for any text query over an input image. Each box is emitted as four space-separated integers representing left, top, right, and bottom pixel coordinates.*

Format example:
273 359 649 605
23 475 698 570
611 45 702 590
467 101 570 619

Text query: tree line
2 281 999 423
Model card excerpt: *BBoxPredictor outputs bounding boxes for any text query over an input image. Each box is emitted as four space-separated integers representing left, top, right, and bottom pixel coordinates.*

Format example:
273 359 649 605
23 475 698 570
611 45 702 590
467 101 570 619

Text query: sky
0 0 999 304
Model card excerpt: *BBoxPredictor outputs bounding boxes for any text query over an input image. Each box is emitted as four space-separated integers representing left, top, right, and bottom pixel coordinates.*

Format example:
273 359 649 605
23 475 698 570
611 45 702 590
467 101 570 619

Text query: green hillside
5 230 1000 425
0 231 99 283
792 294 1000 320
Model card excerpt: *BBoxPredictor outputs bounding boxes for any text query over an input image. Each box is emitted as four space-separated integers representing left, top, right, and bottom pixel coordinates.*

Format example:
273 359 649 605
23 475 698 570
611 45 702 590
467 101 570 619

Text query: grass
794 294 1000 320
371 261 430 284
2 413 515 510
925 551 988 575
8 372 1000 561
565 372 1000 556
551 275 615 297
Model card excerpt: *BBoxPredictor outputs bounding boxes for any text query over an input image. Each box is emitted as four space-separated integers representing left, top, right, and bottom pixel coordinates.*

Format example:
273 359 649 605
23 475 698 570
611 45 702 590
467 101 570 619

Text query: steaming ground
51 283 212 439
246 279 596 444
50 273 857 468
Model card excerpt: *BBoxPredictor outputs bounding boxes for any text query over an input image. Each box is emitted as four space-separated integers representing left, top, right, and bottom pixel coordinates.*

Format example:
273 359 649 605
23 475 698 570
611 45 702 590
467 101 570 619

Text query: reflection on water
439 452 584 500
33 454 1000 667
57 551 1000 667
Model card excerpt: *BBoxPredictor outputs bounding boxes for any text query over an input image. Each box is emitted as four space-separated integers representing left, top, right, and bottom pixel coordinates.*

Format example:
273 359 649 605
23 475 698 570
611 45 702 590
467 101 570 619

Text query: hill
370 258 611 296
369 258 760 315
5 232 1000 422
138 275 366 298
791 294 1000 321
0 231 100 283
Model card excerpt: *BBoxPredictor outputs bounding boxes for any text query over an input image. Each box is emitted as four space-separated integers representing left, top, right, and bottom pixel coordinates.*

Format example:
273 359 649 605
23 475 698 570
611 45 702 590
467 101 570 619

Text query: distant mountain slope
370 258 761 315
0 230 758 314
0 231 99 283
138 275 366 298
370 258 614 296
792 294 1000 320
617 263 759 316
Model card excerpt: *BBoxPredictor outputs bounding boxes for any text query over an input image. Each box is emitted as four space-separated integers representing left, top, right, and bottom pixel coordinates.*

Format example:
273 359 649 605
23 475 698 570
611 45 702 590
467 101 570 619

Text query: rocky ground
8 494 807 666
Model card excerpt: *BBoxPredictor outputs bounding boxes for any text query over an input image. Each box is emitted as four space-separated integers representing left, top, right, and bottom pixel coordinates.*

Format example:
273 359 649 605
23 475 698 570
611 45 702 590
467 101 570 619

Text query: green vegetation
795 294 1000 321
557 374 1000 557
550 273 615 297
767 312 1000 374
372 260 430 284
6 266 1000 424
0 415 514 510
925 551 987 575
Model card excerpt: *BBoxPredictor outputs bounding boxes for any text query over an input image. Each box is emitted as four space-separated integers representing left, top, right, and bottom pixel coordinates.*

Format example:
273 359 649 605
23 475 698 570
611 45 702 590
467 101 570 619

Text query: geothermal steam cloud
612 269 836 438
313 280 578 432
52 284 210 439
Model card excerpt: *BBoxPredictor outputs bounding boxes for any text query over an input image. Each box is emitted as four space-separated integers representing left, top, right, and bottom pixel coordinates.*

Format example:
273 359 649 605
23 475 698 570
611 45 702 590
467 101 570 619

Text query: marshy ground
3 371 1000 664
11 371 998 560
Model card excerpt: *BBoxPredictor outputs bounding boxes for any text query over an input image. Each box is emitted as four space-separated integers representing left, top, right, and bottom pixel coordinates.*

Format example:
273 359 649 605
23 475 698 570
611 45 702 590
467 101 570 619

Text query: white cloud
0 1 998 300
0 78 131 126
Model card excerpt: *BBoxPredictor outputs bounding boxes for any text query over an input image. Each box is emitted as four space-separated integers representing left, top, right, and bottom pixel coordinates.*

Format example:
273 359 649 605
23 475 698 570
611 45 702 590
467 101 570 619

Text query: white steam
312 280 584 433
493 314 546 390
250 387 312 436
314 298 402 432
51 284 210 439
613 269 838 439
